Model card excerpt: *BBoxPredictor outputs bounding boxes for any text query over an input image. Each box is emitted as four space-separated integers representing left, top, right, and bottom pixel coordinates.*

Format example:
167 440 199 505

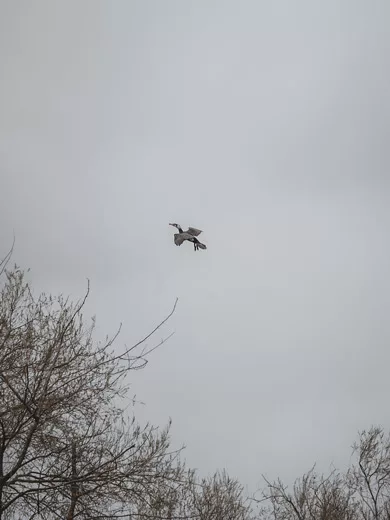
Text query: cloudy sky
1 0 390 491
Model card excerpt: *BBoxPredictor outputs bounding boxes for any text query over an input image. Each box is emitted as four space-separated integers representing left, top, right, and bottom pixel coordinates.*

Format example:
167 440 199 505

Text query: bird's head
169 223 180 229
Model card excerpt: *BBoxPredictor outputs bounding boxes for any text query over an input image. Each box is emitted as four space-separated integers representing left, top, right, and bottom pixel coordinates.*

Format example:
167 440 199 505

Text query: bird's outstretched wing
174 232 196 246
174 233 186 246
187 227 202 236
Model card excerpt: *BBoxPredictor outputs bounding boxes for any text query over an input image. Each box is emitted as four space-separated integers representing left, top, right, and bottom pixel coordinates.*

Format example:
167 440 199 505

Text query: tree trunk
66 441 78 520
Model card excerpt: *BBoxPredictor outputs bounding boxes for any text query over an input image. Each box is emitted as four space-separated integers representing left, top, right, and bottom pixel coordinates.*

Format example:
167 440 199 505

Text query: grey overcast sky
1 0 390 491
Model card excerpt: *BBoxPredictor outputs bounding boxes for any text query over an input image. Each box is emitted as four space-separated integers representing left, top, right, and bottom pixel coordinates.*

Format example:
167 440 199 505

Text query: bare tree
254 427 390 520
257 465 357 520
130 466 196 520
0 265 180 519
134 469 254 520
348 426 390 520
188 470 254 520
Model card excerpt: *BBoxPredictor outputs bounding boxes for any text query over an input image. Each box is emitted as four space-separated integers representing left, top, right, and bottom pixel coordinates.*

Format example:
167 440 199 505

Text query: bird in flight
169 223 207 252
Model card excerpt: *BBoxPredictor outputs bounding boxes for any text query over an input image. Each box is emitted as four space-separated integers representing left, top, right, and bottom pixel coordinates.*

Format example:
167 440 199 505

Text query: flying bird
169 223 207 251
